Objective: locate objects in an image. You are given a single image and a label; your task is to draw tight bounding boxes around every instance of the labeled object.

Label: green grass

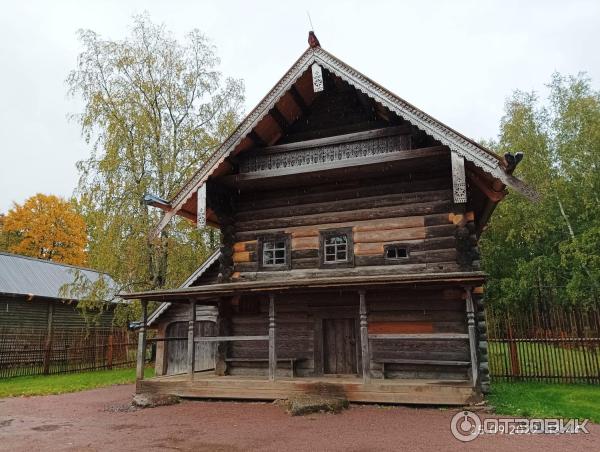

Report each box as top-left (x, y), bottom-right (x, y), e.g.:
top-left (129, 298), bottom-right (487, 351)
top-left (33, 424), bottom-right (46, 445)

top-left (489, 382), bottom-right (600, 423)
top-left (489, 341), bottom-right (600, 379)
top-left (0, 367), bottom-right (154, 398)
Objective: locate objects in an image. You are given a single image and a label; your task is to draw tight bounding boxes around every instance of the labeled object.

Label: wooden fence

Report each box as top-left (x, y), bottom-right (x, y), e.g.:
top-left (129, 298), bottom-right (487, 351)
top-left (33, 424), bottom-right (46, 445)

top-left (0, 326), bottom-right (140, 379)
top-left (487, 304), bottom-right (600, 384)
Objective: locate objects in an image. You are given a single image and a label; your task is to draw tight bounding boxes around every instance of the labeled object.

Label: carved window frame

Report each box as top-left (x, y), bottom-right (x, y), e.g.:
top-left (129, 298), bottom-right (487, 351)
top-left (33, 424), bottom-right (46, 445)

top-left (257, 233), bottom-right (291, 271)
top-left (319, 227), bottom-right (354, 268)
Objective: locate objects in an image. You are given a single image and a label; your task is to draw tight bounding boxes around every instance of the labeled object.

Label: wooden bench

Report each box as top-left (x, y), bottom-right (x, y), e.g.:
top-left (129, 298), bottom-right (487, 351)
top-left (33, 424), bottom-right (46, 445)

top-left (224, 357), bottom-right (302, 378)
top-left (373, 359), bottom-right (470, 379)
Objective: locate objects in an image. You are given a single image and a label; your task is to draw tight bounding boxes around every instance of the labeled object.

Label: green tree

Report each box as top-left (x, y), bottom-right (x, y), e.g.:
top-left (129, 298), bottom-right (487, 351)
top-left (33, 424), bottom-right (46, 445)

top-left (481, 73), bottom-right (600, 309)
top-left (67, 15), bottom-right (244, 324)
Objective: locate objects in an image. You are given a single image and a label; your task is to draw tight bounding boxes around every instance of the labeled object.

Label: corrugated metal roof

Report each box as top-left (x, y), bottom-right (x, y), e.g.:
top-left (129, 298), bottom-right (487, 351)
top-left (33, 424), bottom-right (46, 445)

top-left (0, 252), bottom-right (118, 301)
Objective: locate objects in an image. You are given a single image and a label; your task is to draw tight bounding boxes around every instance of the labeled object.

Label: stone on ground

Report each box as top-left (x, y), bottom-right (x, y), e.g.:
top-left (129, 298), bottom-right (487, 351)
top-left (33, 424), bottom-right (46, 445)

top-left (277, 395), bottom-right (349, 416)
top-left (132, 393), bottom-right (180, 409)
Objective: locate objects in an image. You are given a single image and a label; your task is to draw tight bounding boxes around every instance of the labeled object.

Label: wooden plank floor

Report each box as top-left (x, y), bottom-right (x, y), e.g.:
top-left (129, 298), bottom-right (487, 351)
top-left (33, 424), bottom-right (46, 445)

top-left (137, 373), bottom-right (479, 405)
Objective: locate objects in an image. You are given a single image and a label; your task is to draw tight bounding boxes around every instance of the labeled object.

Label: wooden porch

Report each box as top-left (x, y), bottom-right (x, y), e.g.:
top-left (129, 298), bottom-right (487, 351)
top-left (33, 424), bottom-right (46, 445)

top-left (137, 372), bottom-right (479, 405)
top-left (130, 275), bottom-right (486, 405)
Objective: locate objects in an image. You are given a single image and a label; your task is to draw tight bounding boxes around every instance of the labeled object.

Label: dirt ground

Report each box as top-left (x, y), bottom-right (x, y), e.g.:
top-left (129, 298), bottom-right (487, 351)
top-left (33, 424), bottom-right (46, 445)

top-left (0, 384), bottom-right (598, 452)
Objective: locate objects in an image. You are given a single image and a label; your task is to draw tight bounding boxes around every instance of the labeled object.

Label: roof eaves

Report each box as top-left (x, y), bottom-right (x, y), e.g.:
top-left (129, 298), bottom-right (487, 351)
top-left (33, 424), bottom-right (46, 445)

top-left (150, 47), bottom-right (318, 238)
top-left (146, 249), bottom-right (221, 326)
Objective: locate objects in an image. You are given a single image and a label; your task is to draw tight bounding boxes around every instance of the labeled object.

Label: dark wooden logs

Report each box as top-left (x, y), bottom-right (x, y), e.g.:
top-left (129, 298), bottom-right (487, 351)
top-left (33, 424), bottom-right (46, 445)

top-left (237, 175), bottom-right (450, 212)
top-left (236, 200), bottom-right (452, 232)
top-left (235, 189), bottom-right (452, 223)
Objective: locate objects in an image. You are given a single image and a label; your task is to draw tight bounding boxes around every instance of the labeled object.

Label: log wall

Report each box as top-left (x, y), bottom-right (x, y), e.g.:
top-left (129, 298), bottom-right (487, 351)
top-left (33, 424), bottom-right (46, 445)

top-left (230, 166), bottom-right (474, 279)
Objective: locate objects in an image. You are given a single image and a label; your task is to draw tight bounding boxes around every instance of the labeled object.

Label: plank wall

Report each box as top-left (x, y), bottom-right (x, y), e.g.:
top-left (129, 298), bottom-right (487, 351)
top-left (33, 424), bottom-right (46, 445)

top-left (220, 288), bottom-right (469, 380)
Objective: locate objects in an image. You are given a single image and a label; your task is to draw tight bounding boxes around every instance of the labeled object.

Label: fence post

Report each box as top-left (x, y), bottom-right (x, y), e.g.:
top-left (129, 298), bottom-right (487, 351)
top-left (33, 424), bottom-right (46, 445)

top-left (507, 319), bottom-right (520, 377)
top-left (43, 303), bottom-right (55, 375)
top-left (107, 334), bottom-right (113, 370)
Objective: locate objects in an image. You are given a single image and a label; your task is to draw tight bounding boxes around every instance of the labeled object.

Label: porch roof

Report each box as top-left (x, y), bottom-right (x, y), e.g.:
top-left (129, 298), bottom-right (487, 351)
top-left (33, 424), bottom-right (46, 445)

top-left (121, 271), bottom-right (486, 303)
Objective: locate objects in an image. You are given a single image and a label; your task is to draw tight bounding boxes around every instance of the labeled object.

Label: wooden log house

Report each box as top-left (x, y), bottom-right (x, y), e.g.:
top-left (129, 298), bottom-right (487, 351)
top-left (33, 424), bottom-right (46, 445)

top-left (122, 33), bottom-right (536, 405)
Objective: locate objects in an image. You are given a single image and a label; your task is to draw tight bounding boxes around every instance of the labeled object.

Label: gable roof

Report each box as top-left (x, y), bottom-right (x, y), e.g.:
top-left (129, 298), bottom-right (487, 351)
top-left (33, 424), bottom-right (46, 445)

top-left (147, 249), bottom-right (221, 326)
top-left (0, 252), bottom-right (118, 301)
top-left (152, 44), bottom-right (536, 238)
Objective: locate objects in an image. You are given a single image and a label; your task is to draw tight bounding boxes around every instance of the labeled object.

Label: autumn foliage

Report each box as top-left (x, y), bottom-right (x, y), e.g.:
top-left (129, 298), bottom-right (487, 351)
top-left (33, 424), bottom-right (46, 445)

top-left (3, 194), bottom-right (87, 265)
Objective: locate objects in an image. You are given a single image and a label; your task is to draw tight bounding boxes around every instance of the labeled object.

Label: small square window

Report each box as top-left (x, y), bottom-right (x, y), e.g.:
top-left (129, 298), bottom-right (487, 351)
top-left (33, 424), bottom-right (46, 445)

top-left (259, 235), bottom-right (290, 270)
top-left (385, 245), bottom-right (409, 260)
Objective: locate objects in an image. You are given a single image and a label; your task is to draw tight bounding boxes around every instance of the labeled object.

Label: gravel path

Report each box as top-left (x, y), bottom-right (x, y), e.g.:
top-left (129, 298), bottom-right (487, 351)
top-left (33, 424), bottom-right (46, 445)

top-left (0, 384), bottom-right (598, 451)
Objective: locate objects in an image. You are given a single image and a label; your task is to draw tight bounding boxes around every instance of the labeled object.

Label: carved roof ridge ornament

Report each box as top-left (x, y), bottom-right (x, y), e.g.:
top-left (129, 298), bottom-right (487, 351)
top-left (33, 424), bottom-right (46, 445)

top-left (308, 31), bottom-right (320, 48)
top-left (151, 45), bottom-right (537, 238)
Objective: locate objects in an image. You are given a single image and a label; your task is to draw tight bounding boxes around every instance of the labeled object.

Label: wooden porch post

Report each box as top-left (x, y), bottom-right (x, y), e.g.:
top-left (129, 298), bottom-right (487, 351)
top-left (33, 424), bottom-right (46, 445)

top-left (136, 300), bottom-right (148, 381)
top-left (215, 297), bottom-right (232, 376)
top-left (188, 300), bottom-right (197, 381)
top-left (359, 290), bottom-right (370, 383)
top-left (268, 293), bottom-right (276, 381)
top-left (465, 288), bottom-right (479, 387)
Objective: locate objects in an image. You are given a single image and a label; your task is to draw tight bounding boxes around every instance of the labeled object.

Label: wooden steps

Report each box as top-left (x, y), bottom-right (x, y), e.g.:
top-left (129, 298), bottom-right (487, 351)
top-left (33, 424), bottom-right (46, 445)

top-left (137, 374), bottom-right (478, 405)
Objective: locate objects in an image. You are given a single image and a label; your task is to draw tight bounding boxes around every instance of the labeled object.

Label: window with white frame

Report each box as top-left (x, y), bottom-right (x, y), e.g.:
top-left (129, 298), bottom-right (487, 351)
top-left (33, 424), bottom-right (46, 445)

top-left (262, 239), bottom-right (287, 267)
top-left (324, 234), bottom-right (348, 263)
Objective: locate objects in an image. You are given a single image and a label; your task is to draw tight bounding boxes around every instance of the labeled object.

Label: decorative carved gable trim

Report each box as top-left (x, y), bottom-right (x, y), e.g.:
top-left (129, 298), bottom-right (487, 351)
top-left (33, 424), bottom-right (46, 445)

top-left (152, 47), bottom-right (537, 237)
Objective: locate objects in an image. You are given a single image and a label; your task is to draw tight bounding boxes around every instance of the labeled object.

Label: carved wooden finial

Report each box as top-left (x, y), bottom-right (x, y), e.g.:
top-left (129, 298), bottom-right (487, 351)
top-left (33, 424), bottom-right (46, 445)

top-left (308, 31), bottom-right (320, 48)
top-left (503, 151), bottom-right (524, 174)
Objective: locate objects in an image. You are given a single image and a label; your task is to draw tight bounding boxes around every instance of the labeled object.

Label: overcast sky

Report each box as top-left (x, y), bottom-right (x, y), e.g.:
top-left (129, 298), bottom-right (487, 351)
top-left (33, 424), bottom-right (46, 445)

top-left (0, 0), bottom-right (598, 212)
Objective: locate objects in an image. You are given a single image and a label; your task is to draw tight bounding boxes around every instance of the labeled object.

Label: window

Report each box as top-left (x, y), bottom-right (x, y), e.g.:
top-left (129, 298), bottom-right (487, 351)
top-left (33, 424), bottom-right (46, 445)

top-left (324, 235), bottom-right (348, 263)
top-left (263, 240), bottom-right (286, 266)
top-left (258, 234), bottom-right (290, 270)
top-left (320, 228), bottom-right (354, 268)
top-left (385, 244), bottom-right (410, 260)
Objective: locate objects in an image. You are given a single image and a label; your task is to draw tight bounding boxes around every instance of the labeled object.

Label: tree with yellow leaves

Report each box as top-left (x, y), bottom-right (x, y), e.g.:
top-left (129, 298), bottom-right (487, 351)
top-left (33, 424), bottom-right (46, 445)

top-left (3, 194), bottom-right (87, 265)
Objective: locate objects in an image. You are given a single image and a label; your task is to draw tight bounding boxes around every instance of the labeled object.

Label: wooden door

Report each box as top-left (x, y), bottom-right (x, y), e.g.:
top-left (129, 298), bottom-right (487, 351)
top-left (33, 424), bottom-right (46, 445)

top-left (165, 321), bottom-right (217, 375)
top-left (323, 318), bottom-right (358, 374)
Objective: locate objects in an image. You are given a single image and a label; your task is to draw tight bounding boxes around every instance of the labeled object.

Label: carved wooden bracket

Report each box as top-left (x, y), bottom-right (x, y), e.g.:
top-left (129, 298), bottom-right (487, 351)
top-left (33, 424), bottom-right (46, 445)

top-left (196, 185), bottom-right (206, 229)
top-left (451, 151), bottom-right (467, 204)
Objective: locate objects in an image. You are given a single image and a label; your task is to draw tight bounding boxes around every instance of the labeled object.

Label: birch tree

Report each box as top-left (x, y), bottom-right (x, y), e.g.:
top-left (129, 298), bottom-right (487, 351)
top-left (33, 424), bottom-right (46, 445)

top-left (67, 15), bottom-right (244, 314)
top-left (481, 73), bottom-right (600, 308)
